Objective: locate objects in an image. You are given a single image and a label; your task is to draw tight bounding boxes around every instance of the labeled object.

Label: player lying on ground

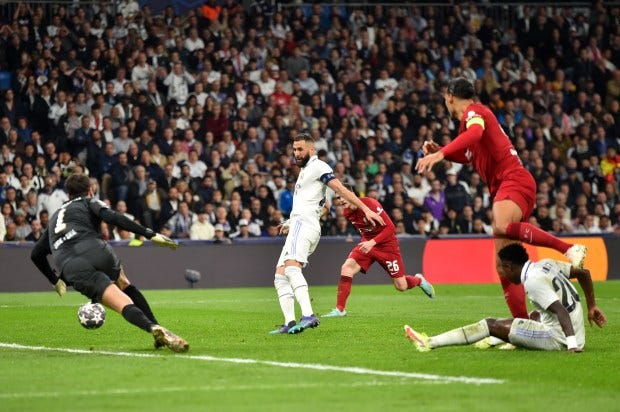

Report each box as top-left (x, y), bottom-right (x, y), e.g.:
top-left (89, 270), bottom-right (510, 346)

top-left (323, 185), bottom-right (434, 318)
top-left (31, 174), bottom-right (189, 353)
top-left (415, 77), bottom-right (587, 319)
top-left (404, 243), bottom-right (606, 352)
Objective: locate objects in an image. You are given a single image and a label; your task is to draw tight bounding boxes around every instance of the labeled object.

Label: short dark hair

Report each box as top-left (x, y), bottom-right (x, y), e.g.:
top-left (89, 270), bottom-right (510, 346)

top-left (293, 131), bottom-right (313, 143)
top-left (447, 78), bottom-right (476, 99)
top-left (65, 174), bottom-right (91, 199)
top-left (498, 243), bottom-right (529, 266)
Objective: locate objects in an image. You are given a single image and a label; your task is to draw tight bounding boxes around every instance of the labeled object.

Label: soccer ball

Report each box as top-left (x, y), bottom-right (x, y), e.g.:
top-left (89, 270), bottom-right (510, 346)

top-left (77, 302), bottom-right (106, 329)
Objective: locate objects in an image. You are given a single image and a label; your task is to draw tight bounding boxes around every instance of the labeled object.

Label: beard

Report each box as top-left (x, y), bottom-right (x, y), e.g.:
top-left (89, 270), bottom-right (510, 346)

top-left (295, 153), bottom-right (311, 167)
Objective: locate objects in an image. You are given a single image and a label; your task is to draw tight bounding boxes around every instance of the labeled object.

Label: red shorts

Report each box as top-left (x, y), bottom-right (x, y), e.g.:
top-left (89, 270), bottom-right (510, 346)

top-left (348, 242), bottom-right (405, 278)
top-left (494, 169), bottom-right (536, 222)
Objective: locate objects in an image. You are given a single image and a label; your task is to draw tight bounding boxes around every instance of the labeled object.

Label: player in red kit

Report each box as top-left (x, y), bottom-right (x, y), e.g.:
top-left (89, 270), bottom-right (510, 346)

top-left (415, 78), bottom-right (587, 319)
top-left (323, 185), bottom-right (435, 318)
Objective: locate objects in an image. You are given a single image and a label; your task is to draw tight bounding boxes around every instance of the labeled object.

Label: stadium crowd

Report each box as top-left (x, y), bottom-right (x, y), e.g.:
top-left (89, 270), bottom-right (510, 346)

top-left (0, 0), bottom-right (619, 243)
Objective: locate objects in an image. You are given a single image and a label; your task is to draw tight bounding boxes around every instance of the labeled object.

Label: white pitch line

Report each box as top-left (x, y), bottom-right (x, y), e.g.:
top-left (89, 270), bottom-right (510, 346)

top-left (0, 342), bottom-right (503, 385)
top-left (0, 380), bottom-right (450, 399)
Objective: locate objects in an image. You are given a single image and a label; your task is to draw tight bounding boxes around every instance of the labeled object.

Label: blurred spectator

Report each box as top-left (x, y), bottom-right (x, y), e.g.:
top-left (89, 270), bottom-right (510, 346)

top-left (36, 174), bottom-right (68, 218)
top-left (190, 211), bottom-right (215, 240)
top-left (25, 219), bottom-right (43, 242)
top-left (166, 200), bottom-right (196, 239)
top-left (0, 2), bottom-right (617, 244)
top-left (423, 179), bottom-right (446, 223)
top-left (14, 209), bottom-right (31, 240)
top-left (213, 223), bottom-right (232, 244)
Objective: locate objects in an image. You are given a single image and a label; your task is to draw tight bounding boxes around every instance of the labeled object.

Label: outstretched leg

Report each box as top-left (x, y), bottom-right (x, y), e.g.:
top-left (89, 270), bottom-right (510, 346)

top-left (495, 200), bottom-right (586, 268)
top-left (100, 282), bottom-right (188, 353)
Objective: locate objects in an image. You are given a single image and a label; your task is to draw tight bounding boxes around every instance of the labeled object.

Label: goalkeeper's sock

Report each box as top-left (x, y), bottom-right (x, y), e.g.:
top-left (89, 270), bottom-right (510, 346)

top-left (274, 274), bottom-right (296, 325)
top-left (286, 266), bottom-right (314, 317)
top-left (405, 275), bottom-right (421, 289)
top-left (123, 285), bottom-right (159, 324)
top-left (121, 304), bottom-right (155, 332)
top-left (429, 320), bottom-right (490, 349)
top-left (336, 275), bottom-right (352, 312)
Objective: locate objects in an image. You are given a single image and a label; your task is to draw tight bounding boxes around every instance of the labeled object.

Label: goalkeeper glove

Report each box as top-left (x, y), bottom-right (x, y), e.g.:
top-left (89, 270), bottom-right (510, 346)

top-left (54, 279), bottom-right (67, 297)
top-left (151, 233), bottom-right (178, 250)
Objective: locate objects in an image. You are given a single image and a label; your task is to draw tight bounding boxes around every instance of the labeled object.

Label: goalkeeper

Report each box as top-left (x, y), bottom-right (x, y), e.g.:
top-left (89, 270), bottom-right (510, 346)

top-left (30, 174), bottom-right (188, 353)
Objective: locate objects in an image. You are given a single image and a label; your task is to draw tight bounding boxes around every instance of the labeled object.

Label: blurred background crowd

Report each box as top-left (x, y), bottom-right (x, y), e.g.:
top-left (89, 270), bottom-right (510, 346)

top-left (0, 0), bottom-right (619, 243)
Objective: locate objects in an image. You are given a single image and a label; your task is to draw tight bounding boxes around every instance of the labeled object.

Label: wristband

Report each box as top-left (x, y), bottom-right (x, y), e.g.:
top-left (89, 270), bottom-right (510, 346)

top-left (566, 335), bottom-right (577, 350)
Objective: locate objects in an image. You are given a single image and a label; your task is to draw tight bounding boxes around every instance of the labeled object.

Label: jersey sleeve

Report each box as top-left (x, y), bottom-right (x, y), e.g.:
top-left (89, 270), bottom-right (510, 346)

top-left (440, 109), bottom-right (485, 159)
top-left (89, 198), bottom-right (155, 239)
top-left (87, 198), bottom-right (110, 215)
top-left (316, 160), bottom-right (335, 185)
top-left (30, 229), bottom-right (59, 285)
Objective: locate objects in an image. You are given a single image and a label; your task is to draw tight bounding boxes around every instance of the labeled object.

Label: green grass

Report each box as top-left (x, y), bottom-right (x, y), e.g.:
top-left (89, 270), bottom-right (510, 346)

top-left (1, 282), bottom-right (619, 412)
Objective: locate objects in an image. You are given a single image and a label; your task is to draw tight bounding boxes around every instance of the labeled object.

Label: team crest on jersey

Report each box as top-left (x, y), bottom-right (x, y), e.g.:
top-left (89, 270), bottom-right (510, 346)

top-left (465, 149), bottom-right (473, 161)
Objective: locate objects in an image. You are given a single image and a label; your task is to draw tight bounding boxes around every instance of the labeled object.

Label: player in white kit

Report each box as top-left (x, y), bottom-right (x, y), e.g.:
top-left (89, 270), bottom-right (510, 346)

top-left (404, 243), bottom-right (606, 352)
top-left (270, 132), bottom-right (385, 334)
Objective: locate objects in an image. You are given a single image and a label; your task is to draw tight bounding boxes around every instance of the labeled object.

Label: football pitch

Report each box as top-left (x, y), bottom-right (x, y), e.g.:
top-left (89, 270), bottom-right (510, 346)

top-left (1, 282), bottom-right (618, 412)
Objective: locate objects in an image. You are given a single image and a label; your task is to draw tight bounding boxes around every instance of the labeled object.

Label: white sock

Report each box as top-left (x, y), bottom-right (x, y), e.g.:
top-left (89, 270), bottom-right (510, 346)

top-left (285, 266), bottom-right (314, 317)
top-left (274, 274), bottom-right (295, 325)
top-left (429, 320), bottom-right (490, 348)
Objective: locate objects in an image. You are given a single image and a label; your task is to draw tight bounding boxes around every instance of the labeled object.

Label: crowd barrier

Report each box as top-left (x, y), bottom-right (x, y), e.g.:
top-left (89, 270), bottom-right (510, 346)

top-left (1, 235), bottom-right (618, 293)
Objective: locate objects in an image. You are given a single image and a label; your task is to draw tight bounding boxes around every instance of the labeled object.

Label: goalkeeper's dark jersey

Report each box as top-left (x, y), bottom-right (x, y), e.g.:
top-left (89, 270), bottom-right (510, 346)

top-left (47, 197), bottom-right (108, 268)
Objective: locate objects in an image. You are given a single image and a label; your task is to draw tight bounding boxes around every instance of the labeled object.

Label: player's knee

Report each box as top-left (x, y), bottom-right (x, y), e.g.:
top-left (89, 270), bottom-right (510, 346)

top-left (493, 223), bottom-right (508, 236)
top-left (394, 282), bottom-right (408, 292)
top-left (392, 277), bottom-right (408, 291)
top-left (340, 264), bottom-right (354, 277)
top-left (484, 318), bottom-right (496, 329)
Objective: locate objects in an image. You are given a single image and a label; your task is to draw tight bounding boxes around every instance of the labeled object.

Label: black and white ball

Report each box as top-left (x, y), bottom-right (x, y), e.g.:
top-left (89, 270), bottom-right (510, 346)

top-left (77, 302), bottom-right (106, 329)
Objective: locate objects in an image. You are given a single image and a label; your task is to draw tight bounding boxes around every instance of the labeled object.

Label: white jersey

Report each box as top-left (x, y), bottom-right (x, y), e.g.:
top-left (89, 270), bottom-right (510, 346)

top-left (290, 155), bottom-right (334, 230)
top-left (521, 259), bottom-right (585, 349)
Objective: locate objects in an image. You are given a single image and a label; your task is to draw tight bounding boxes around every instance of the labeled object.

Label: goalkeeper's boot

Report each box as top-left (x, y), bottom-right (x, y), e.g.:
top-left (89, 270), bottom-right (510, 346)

top-left (404, 325), bottom-right (431, 352)
top-left (322, 308), bottom-right (347, 318)
top-left (269, 320), bottom-right (296, 335)
top-left (288, 315), bottom-right (320, 334)
top-left (415, 273), bottom-right (435, 298)
top-left (565, 244), bottom-right (587, 269)
top-left (151, 325), bottom-right (189, 353)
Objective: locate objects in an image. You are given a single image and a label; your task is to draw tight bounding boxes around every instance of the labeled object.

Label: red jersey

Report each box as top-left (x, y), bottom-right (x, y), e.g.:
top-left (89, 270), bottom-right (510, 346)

top-left (440, 103), bottom-right (523, 196)
top-left (343, 197), bottom-right (396, 244)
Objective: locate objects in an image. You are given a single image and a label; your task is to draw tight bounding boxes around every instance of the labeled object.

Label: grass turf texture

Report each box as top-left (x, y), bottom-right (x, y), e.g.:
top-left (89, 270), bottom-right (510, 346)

top-left (1, 282), bottom-right (619, 412)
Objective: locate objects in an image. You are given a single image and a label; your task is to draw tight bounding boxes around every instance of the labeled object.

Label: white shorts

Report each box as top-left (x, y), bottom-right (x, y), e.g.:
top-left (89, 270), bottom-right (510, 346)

top-left (508, 318), bottom-right (565, 351)
top-left (276, 218), bottom-right (320, 268)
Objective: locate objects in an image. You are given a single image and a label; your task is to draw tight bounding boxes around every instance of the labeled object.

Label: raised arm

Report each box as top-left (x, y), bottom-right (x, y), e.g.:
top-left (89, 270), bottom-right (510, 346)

top-left (88, 199), bottom-right (177, 249)
top-left (327, 179), bottom-right (385, 227)
top-left (415, 125), bottom-right (483, 174)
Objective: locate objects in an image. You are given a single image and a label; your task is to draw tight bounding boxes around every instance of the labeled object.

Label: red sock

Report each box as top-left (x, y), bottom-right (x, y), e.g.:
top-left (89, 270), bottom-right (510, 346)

top-left (405, 275), bottom-right (421, 289)
top-left (336, 276), bottom-right (353, 311)
top-left (500, 276), bottom-right (528, 318)
top-left (505, 222), bottom-right (571, 253)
